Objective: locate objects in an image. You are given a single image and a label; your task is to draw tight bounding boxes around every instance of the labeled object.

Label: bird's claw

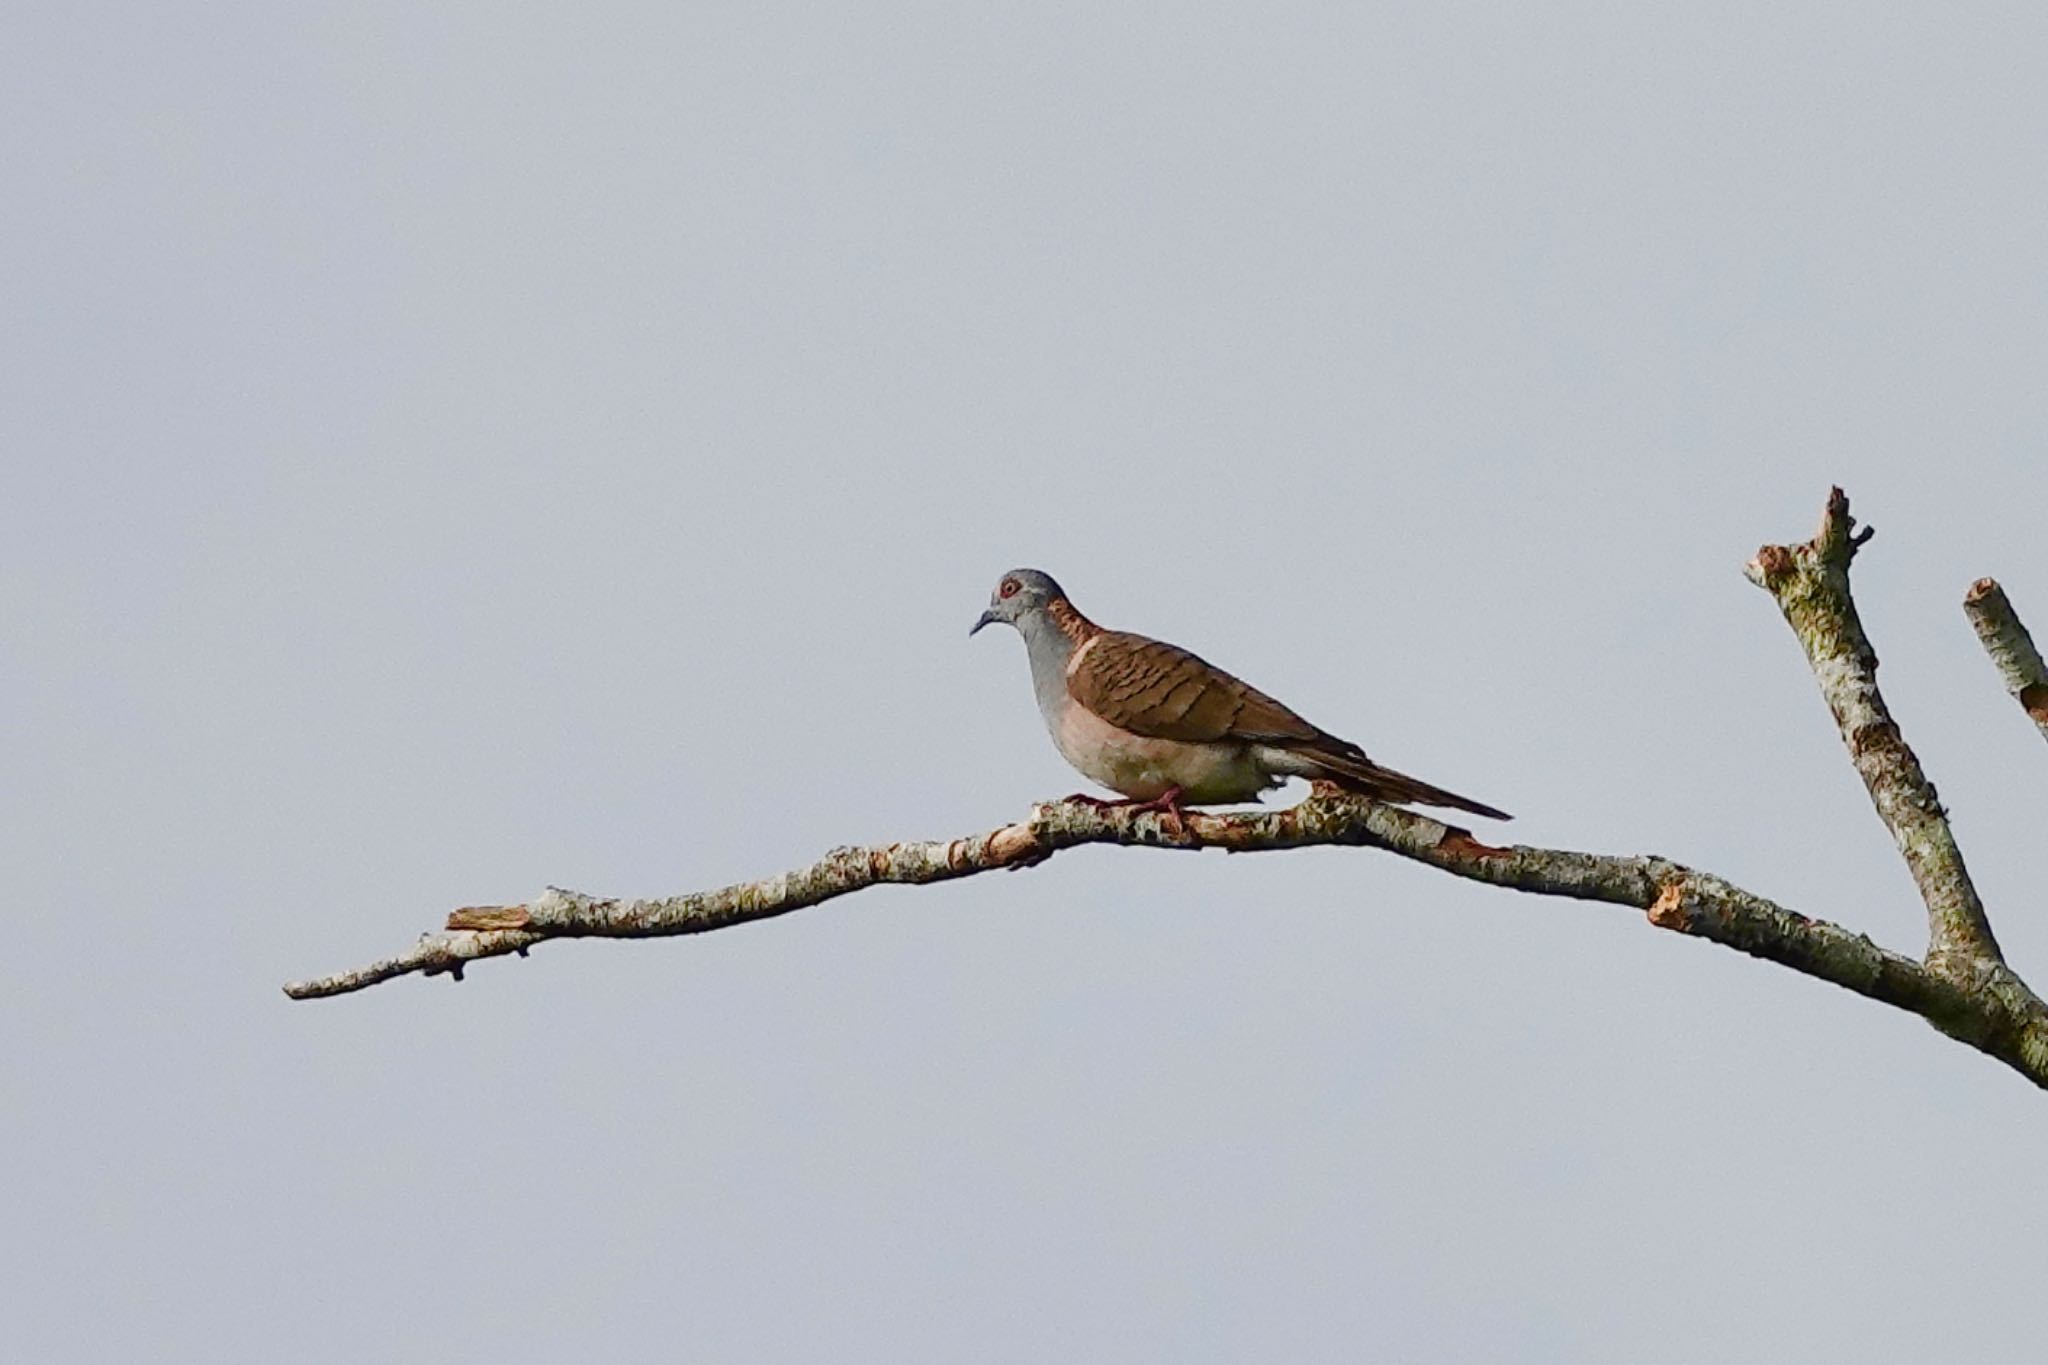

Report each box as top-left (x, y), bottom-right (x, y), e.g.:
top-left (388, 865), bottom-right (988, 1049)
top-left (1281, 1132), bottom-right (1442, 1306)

top-left (1061, 790), bottom-right (1191, 840)
top-left (1127, 787), bottom-right (1190, 840)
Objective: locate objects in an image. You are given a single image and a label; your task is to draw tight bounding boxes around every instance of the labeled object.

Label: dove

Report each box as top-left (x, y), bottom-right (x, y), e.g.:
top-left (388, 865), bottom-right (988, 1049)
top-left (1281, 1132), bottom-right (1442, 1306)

top-left (971, 569), bottom-right (1508, 828)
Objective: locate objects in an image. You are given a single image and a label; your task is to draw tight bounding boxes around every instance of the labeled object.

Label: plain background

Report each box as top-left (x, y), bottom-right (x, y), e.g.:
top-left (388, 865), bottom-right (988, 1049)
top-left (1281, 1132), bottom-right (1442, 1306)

top-left (7, 4), bottom-right (2047, 1360)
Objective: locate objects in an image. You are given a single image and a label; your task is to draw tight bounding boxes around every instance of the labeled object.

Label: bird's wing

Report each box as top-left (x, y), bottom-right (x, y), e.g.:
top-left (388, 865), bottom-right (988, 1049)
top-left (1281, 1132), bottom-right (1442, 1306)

top-left (1066, 631), bottom-right (1323, 743)
top-left (1068, 630), bottom-right (1513, 820)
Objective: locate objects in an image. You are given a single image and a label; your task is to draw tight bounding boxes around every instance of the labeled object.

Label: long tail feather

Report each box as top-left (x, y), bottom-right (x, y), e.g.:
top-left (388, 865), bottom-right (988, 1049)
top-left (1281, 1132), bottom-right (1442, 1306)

top-left (1293, 744), bottom-right (1511, 821)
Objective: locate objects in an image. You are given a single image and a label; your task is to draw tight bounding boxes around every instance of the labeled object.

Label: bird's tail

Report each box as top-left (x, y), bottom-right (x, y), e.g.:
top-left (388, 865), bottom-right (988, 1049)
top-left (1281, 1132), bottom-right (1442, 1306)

top-left (1292, 743), bottom-right (1511, 821)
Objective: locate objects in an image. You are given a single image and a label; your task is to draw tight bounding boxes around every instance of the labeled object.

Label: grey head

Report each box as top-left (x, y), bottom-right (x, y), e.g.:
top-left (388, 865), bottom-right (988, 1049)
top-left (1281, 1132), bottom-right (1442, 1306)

top-left (970, 568), bottom-right (1081, 727)
top-left (969, 568), bottom-right (1069, 636)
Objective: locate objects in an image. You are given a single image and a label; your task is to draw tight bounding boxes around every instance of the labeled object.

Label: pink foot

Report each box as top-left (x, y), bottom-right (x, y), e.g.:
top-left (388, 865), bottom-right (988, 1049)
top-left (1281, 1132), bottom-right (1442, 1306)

top-left (1062, 789), bottom-right (1191, 838)
top-left (1121, 787), bottom-right (1189, 838)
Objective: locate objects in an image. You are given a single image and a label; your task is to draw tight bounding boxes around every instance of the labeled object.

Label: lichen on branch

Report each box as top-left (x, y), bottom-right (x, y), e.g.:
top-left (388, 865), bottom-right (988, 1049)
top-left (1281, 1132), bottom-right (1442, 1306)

top-left (1965, 577), bottom-right (2048, 746)
top-left (1744, 488), bottom-right (2001, 971)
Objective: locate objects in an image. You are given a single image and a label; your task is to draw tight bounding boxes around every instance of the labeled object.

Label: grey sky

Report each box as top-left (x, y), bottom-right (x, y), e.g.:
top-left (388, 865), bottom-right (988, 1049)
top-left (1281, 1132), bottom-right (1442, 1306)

top-left (7, 3), bottom-right (2047, 1360)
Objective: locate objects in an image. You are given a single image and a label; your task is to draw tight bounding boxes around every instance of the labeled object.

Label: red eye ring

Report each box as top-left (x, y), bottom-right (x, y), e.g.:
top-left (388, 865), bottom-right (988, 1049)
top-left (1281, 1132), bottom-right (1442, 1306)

top-left (999, 579), bottom-right (1019, 598)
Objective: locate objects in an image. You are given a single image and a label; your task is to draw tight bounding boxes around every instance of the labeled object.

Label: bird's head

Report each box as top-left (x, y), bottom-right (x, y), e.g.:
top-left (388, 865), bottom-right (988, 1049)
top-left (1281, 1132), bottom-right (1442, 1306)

top-left (970, 568), bottom-right (1067, 636)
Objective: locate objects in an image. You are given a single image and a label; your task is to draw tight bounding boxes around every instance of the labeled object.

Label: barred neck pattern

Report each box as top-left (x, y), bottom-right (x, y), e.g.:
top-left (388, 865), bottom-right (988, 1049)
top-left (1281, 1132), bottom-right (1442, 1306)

top-left (1045, 597), bottom-right (1103, 645)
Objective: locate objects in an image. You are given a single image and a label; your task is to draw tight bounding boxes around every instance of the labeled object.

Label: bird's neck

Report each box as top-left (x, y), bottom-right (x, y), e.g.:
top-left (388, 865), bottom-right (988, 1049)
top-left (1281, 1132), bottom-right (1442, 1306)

top-left (1044, 597), bottom-right (1101, 645)
top-left (1019, 599), bottom-right (1101, 723)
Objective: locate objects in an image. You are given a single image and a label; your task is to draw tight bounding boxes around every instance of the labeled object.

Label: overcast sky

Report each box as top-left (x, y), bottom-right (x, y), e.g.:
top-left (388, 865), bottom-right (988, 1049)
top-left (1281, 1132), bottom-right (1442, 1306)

top-left (8, 4), bottom-right (2048, 1361)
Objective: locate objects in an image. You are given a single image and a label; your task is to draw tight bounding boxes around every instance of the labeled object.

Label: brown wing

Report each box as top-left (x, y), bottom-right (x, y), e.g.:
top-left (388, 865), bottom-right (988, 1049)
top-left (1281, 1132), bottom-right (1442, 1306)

top-left (1067, 631), bottom-right (1323, 743)
top-left (1070, 630), bottom-right (1514, 820)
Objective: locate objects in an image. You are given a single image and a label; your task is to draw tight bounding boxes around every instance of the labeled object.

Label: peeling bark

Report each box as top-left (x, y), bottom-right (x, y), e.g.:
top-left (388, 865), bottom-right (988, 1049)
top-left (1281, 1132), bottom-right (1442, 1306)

top-left (283, 490), bottom-right (2048, 1093)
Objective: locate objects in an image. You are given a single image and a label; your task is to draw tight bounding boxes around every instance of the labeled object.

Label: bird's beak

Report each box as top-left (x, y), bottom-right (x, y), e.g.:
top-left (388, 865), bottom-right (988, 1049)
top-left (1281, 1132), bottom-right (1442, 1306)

top-left (969, 609), bottom-right (998, 637)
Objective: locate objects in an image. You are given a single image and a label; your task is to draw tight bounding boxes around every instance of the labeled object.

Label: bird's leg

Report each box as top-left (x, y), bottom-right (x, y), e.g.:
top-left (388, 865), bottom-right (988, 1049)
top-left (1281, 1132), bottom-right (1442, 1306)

top-left (1124, 786), bottom-right (1189, 839)
top-left (1060, 790), bottom-right (1189, 839)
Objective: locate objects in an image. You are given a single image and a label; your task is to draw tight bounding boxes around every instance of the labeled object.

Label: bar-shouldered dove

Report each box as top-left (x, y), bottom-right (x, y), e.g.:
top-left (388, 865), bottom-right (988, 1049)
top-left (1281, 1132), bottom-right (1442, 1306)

top-left (971, 568), bottom-right (1509, 827)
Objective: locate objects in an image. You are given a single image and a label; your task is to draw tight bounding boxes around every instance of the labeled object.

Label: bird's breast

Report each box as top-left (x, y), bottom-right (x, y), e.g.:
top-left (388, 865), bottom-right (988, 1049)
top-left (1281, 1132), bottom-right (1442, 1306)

top-left (1049, 701), bottom-right (1278, 804)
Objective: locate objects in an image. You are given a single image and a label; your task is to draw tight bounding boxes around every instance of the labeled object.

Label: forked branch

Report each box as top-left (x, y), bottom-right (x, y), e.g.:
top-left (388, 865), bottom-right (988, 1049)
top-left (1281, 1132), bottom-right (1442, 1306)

top-left (283, 491), bottom-right (2048, 1090)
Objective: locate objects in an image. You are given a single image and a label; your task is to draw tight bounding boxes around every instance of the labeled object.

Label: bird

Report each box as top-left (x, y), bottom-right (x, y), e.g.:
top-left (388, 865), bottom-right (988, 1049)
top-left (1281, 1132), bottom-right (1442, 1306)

top-left (970, 568), bottom-right (1509, 830)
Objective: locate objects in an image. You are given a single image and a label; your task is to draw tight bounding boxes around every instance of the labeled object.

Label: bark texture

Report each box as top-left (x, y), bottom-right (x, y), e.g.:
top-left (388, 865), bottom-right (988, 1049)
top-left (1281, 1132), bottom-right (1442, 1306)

top-left (1743, 488), bottom-right (2000, 969)
top-left (1965, 577), bottom-right (2048, 746)
top-left (283, 490), bottom-right (2048, 1091)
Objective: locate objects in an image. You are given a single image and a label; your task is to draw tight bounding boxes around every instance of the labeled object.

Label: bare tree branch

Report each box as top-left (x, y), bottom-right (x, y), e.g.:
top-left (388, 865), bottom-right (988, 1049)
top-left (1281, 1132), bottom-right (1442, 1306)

top-left (283, 488), bottom-right (2048, 1091)
top-left (1965, 577), bottom-right (2048, 747)
top-left (1744, 487), bottom-right (2002, 971)
top-left (282, 788), bottom-right (2048, 1085)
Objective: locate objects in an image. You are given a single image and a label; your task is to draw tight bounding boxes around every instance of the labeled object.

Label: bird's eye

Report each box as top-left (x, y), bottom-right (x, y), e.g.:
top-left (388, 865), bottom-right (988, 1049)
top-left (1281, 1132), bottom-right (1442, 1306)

top-left (999, 579), bottom-right (1020, 598)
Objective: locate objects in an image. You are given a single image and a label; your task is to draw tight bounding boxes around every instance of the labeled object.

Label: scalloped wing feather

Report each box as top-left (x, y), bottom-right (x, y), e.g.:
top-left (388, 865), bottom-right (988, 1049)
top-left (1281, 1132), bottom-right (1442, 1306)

top-left (1067, 632), bottom-right (1323, 744)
